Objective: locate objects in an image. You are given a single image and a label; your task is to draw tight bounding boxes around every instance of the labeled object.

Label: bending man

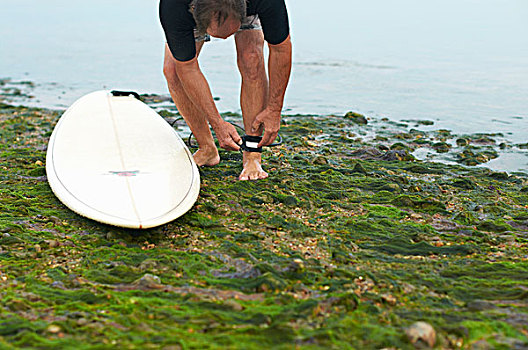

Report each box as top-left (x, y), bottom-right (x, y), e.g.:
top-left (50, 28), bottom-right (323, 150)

top-left (160, 0), bottom-right (292, 180)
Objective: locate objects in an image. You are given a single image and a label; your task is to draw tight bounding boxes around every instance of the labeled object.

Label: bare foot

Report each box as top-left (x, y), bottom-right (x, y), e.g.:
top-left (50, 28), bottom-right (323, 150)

top-left (239, 152), bottom-right (268, 181)
top-left (193, 146), bottom-right (220, 167)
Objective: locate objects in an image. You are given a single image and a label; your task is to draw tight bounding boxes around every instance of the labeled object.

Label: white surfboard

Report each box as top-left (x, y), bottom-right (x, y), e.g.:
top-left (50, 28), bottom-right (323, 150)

top-left (46, 90), bottom-right (200, 229)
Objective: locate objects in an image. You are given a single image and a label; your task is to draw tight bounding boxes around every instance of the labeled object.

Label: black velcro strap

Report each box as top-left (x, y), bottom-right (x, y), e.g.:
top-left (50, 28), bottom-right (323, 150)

top-left (240, 135), bottom-right (263, 152)
top-left (110, 90), bottom-right (140, 100)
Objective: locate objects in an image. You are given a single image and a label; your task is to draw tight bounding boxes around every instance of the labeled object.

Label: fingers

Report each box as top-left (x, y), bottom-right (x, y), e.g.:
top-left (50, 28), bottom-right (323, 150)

top-left (220, 137), bottom-right (240, 151)
top-left (223, 133), bottom-right (241, 151)
top-left (259, 130), bottom-right (278, 147)
top-left (251, 118), bottom-right (263, 134)
top-left (217, 122), bottom-right (241, 151)
top-left (231, 129), bottom-right (242, 145)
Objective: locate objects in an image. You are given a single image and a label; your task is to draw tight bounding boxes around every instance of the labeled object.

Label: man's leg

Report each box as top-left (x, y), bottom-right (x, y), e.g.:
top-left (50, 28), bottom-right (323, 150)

top-left (235, 29), bottom-right (269, 180)
top-left (163, 43), bottom-right (220, 166)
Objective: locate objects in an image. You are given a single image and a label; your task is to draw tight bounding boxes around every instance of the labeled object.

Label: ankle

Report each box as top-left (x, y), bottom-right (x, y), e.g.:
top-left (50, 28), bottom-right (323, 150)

top-left (243, 151), bottom-right (262, 165)
top-left (199, 143), bottom-right (218, 153)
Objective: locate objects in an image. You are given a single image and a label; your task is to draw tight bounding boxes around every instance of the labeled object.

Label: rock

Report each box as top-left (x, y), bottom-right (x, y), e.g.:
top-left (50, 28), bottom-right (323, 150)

top-left (139, 259), bottom-right (158, 271)
top-left (51, 281), bottom-right (66, 289)
top-left (351, 147), bottom-right (383, 159)
top-left (351, 162), bottom-right (367, 174)
top-left (432, 142), bottom-right (451, 153)
top-left (162, 346), bottom-right (183, 350)
top-left (467, 300), bottom-right (496, 311)
top-left (224, 300), bottom-right (244, 311)
top-left (456, 138), bottom-right (469, 147)
top-left (381, 150), bottom-right (415, 162)
top-left (344, 111), bottom-right (368, 125)
top-left (381, 183), bottom-right (400, 192)
top-left (381, 293), bottom-right (397, 306)
top-left (477, 221), bottom-right (511, 232)
top-left (285, 258), bottom-right (305, 273)
top-left (133, 274), bottom-right (162, 289)
top-left (49, 240), bottom-right (61, 248)
top-left (77, 318), bottom-right (90, 326)
top-left (47, 324), bottom-right (61, 333)
top-left (281, 195), bottom-right (298, 207)
top-left (452, 177), bottom-right (476, 190)
top-left (8, 299), bottom-right (30, 312)
top-left (473, 136), bottom-right (496, 145)
top-left (106, 231), bottom-right (119, 240)
top-left (489, 172), bottom-right (509, 180)
top-left (401, 283), bottom-right (416, 294)
top-left (312, 155), bottom-right (328, 165)
top-left (390, 142), bottom-right (409, 151)
top-left (470, 340), bottom-right (491, 350)
top-left (405, 321), bottom-right (436, 348)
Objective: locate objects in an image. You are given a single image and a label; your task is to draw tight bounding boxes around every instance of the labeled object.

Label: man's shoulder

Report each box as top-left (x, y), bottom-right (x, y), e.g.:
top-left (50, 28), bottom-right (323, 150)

top-left (160, 0), bottom-right (194, 30)
top-left (160, 0), bottom-right (192, 12)
top-left (247, 0), bottom-right (286, 13)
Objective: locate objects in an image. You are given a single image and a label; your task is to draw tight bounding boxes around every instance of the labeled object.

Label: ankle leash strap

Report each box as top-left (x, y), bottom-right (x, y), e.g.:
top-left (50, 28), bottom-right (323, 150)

top-left (240, 135), bottom-right (263, 153)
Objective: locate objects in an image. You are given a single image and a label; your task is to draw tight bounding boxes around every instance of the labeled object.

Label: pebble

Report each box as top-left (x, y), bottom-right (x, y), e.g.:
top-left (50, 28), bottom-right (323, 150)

top-left (47, 324), bottom-right (61, 333)
top-left (49, 240), bottom-right (61, 248)
top-left (405, 321), bottom-right (436, 347)
top-left (77, 318), bottom-right (89, 326)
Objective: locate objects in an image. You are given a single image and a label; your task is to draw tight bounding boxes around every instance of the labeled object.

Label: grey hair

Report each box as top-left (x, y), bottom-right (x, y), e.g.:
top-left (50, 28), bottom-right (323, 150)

top-left (190, 0), bottom-right (246, 34)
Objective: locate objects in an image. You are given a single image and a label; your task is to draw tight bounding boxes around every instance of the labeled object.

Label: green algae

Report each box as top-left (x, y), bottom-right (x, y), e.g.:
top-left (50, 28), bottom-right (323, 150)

top-left (0, 101), bottom-right (528, 349)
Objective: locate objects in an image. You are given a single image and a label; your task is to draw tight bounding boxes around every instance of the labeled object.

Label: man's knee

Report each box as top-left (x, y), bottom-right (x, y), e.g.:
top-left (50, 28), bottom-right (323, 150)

top-left (163, 59), bottom-right (177, 81)
top-left (163, 60), bottom-right (183, 90)
top-left (237, 49), bottom-right (265, 81)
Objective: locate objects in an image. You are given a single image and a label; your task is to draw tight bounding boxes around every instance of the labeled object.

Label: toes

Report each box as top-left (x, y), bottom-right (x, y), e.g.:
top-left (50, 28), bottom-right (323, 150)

top-left (238, 167), bottom-right (268, 181)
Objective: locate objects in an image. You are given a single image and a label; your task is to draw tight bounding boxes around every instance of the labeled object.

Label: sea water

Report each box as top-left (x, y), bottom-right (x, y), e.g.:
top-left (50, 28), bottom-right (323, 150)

top-left (1, 0), bottom-right (527, 171)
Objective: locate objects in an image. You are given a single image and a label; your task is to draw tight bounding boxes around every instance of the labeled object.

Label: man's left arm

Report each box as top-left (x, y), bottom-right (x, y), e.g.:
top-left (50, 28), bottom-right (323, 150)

top-left (251, 35), bottom-right (292, 146)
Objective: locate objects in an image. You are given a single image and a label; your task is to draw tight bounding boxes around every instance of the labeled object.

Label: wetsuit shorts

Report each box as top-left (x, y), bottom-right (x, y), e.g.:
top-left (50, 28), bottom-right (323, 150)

top-left (159, 0), bottom-right (289, 62)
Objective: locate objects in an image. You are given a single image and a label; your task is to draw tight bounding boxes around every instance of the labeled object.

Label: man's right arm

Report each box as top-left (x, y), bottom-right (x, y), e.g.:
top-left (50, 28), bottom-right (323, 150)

top-left (174, 57), bottom-right (241, 151)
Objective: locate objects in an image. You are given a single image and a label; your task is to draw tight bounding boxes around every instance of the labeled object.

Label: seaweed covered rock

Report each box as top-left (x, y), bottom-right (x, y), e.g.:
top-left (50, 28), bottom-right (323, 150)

top-left (344, 111), bottom-right (368, 125)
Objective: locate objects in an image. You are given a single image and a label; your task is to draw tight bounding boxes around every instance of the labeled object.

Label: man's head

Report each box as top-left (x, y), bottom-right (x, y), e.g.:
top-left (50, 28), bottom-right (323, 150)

top-left (191, 0), bottom-right (246, 39)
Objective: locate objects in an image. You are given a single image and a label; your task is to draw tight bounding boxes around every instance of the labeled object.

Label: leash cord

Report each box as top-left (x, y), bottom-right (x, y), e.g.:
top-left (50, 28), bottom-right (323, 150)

top-left (169, 117), bottom-right (283, 150)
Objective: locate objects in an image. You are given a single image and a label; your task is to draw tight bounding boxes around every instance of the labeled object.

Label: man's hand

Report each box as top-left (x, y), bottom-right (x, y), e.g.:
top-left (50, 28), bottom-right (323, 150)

top-left (251, 108), bottom-right (281, 147)
top-left (212, 120), bottom-right (242, 151)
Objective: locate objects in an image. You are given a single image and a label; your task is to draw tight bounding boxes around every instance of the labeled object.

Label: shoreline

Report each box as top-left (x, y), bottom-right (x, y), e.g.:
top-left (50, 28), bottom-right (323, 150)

top-left (2, 78), bottom-right (527, 175)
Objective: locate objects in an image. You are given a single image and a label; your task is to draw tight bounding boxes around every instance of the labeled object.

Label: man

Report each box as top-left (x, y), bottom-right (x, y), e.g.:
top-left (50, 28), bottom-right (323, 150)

top-left (160, 0), bottom-right (292, 180)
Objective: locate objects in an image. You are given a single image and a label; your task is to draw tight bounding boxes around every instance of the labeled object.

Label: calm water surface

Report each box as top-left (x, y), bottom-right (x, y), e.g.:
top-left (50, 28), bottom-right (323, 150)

top-left (1, 0), bottom-right (527, 171)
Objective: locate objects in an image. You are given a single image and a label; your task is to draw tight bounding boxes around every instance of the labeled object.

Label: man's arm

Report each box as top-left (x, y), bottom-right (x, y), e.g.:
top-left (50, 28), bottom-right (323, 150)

top-left (175, 57), bottom-right (241, 151)
top-left (251, 35), bottom-right (292, 146)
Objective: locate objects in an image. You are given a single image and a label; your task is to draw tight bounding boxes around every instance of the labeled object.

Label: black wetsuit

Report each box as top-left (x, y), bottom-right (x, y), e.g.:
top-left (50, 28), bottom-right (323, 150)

top-left (159, 0), bottom-right (290, 62)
